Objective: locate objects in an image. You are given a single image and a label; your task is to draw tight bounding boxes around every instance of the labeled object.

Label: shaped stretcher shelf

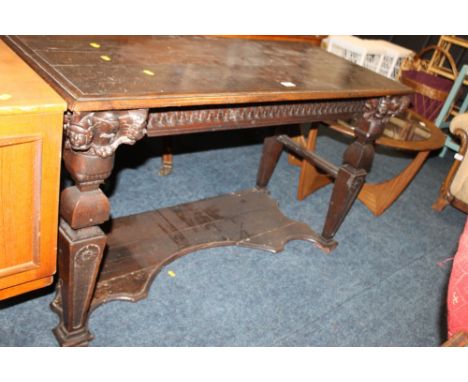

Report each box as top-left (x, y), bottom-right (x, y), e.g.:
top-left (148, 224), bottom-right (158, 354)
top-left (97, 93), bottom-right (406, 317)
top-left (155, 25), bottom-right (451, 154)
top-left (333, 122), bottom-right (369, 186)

top-left (86, 188), bottom-right (325, 311)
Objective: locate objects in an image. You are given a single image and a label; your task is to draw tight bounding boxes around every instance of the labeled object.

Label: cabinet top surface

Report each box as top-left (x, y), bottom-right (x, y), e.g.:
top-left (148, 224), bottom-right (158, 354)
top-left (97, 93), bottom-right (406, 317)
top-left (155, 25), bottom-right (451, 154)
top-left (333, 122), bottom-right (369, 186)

top-left (0, 40), bottom-right (66, 115)
top-left (4, 36), bottom-right (410, 112)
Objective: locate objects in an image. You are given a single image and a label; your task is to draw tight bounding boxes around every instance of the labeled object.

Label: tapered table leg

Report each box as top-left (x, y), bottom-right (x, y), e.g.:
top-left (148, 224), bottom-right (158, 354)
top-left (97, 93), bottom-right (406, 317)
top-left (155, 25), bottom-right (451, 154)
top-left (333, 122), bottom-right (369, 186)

top-left (52, 220), bottom-right (107, 346)
top-left (256, 132), bottom-right (284, 189)
top-left (51, 110), bottom-right (148, 346)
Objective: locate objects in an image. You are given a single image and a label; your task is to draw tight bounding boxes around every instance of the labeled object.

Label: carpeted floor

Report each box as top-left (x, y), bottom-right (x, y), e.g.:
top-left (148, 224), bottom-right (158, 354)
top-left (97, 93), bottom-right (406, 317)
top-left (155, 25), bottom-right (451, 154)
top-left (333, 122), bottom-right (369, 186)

top-left (0, 126), bottom-right (465, 346)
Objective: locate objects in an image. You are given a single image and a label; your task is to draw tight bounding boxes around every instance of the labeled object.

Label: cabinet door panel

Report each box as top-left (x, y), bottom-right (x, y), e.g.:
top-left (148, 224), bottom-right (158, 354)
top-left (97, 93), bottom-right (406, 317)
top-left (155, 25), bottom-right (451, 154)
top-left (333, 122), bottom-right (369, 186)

top-left (0, 135), bottom-right (41, 278)
top-left (0, 112), bottom-right (63, 298)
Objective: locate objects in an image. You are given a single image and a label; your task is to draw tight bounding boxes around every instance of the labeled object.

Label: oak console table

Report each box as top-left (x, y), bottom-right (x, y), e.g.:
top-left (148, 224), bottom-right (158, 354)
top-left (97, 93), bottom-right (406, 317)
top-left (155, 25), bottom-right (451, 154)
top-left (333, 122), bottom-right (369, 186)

top-left (4, 36), bottom-right (410, 346)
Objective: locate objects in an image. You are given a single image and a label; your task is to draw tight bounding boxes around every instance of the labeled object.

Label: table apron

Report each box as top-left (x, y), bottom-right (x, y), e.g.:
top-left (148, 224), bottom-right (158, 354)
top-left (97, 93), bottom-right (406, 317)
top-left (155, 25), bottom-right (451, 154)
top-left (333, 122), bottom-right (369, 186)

top-left (146, 99), bottom-right (367, 137)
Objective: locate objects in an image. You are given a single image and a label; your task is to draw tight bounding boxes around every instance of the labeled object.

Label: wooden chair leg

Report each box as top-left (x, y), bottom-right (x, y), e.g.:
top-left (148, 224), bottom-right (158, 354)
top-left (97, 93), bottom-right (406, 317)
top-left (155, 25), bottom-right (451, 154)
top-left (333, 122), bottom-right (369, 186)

top-left (442, 331), bottom-right (468, 347)
top-left (256, 131), bottom-right (284, 189)
top-left (432, 196), bottom-right (450, 212)
top-left (433, 142), bottom-right (465, 212)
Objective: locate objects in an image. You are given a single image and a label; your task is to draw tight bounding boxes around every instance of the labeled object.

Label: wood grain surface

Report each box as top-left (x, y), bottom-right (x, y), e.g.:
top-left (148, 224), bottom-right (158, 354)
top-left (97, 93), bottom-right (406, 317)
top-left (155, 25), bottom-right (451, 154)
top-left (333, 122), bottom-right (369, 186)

top-left (90, 188), bottom-right (323, 310)
top-left (3, 36), bottom-right (410, 111)
top-left (0, 40), bottom-right (65, 115)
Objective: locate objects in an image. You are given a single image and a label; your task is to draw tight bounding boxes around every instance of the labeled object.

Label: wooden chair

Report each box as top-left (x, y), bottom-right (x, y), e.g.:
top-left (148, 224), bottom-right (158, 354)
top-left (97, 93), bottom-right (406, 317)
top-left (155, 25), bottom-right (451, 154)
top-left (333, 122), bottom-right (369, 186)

top-left (433, 113), bottom-right (468, 213)
top-left (437, 64), bottom-right (468, 157)
top-left (427, 36), bottom-right (468, 85)
top-left (413, 36), bottom-right (468, 157)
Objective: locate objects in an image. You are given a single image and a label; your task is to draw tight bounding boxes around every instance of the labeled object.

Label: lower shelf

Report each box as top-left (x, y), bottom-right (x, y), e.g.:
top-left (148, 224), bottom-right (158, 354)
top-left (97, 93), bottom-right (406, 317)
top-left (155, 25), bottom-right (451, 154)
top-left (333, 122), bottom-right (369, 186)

top-left (90, 188), bottom-right (326, 310)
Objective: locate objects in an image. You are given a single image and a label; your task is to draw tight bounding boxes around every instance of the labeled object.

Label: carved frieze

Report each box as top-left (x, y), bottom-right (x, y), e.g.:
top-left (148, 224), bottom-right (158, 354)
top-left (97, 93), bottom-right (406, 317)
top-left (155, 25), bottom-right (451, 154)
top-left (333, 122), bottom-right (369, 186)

top-left (147, 100), bottom-right (368, 136)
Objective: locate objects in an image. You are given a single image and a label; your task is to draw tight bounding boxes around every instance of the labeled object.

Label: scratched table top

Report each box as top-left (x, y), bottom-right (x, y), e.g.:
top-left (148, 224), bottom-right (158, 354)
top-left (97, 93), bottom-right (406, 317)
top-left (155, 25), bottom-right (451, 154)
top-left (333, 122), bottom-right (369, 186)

top-left (3, 36), bottom-right (410, 111)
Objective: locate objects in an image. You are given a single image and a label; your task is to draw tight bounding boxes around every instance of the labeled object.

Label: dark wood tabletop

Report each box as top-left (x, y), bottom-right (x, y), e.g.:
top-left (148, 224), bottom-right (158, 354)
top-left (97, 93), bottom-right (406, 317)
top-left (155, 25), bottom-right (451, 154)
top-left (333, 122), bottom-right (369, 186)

top-left (3, 36), bottom-right (410, 111)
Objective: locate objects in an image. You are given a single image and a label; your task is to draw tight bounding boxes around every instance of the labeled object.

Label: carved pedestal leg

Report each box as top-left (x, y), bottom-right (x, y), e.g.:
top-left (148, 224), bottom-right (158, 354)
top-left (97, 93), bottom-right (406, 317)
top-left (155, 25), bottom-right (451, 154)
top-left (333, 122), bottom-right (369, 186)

top-left (51, 110), bottom-right (148, 346)
top-left (320, 96), bottom-right (409, 246)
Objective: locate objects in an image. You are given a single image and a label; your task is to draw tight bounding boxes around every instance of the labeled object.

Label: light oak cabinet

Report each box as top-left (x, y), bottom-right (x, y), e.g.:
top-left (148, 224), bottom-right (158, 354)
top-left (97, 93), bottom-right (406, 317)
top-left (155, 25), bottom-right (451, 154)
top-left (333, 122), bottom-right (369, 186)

top-left (0, 40), bottom-right (66, 299)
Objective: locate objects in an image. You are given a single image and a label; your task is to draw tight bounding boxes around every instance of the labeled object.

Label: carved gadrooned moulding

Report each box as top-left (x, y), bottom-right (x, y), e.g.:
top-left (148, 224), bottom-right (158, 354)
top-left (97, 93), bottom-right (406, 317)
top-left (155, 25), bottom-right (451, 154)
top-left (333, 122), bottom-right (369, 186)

top-left (64, 109), bottom-right (149, 158)
top-left (147, 99), bottom-right (369, 136)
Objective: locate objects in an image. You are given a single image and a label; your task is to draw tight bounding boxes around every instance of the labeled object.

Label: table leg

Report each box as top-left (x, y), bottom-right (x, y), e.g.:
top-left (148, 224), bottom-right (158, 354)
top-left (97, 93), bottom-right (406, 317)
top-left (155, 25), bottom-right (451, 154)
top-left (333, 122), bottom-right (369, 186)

top-left (321, 96), bottom-right (409, 244)
top-left (52, 218), bottom-right (107, 346)
top-left (256, 131), bottom-right (284, 189)
top-left (51, 110), bottom-right (147, 346)
top-left (159, 136), bottom-right (173, 176)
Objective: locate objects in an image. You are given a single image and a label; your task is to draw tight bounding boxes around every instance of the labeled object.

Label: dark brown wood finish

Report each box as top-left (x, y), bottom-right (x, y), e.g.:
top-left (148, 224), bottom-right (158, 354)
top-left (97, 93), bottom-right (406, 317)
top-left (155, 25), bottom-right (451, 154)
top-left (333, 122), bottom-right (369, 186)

top-left (321, 96), bottom-right (409, 240)
top-left (83, 189), bottom-right (322, 310)
top-left (4, 36), bottom-right (411, 346)
top-left (146, 99), bottom-right (368, 136)
top-left (297, 110), bottom-right (446, 216)
top-left (3, 36), bottom-right (408, 111)
top-left (51, 109), bottom-right (147, 346)
top-left (277, 135), bottom-right (339, 178)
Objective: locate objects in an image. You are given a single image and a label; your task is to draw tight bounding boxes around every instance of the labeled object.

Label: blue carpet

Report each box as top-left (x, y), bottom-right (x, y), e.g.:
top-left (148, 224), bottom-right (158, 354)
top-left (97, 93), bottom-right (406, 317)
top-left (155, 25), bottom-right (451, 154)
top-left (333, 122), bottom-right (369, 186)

top-left (0, 126), bottom-right (464, 346)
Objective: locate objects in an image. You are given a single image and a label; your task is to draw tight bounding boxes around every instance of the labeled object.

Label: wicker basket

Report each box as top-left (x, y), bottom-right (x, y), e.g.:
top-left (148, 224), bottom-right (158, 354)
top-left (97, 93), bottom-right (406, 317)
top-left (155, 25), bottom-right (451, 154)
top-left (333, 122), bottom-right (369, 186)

top-left (398, 45), bottom-right (458, 121)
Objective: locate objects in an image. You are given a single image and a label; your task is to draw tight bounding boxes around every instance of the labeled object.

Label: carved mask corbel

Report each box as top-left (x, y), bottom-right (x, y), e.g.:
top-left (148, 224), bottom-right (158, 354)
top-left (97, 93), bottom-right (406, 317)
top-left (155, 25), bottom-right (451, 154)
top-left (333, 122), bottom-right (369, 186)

top-left (356, 95), bottom-right (410, 141)
top-left (64, 109), bottom-right (149, 158)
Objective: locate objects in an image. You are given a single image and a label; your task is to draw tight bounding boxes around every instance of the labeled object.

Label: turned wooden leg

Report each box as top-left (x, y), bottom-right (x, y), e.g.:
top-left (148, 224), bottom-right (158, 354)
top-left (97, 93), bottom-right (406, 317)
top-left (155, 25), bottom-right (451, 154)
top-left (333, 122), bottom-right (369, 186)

top-left (432, 170), bottom-right (455, 212)
top-left (159, 136), bottom-right (173, 176)
top-left (432, 196), bottom-right (450, 212)
top-left (51, 110), bottom-right (148, 346)
top-left (432, 133), bottom-right (467, 212)
top-left (320, 96), bottom-right (409, 245)
top-left (256, 132), bottom-right (284, 189)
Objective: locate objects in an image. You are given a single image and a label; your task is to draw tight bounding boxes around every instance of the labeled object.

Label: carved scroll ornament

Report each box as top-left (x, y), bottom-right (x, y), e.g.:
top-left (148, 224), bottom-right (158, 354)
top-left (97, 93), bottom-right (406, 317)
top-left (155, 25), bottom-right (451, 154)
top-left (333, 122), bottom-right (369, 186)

top-left (64, 109), bottom-right (148, 158)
